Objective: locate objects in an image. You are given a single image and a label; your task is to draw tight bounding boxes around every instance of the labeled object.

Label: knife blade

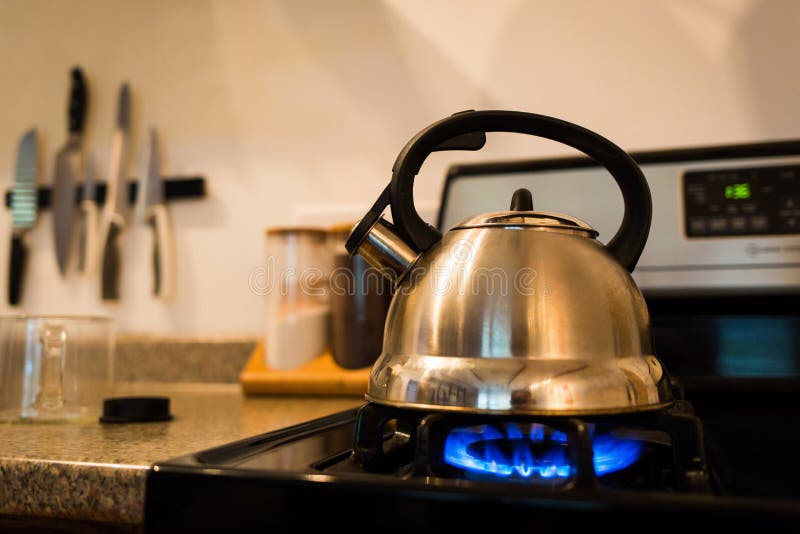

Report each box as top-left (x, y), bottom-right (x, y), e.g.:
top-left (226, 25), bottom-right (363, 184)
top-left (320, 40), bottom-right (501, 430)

top-left (8, 129), bottom-right (38, 305)
top-left (141, 128), bottom-right (175, 300)
top-left (77, 154), bottom-right (99, 274)
top-left (100, 83), bottom-right (131, 301)
top-left (52, 67), bottom-right (88, 277)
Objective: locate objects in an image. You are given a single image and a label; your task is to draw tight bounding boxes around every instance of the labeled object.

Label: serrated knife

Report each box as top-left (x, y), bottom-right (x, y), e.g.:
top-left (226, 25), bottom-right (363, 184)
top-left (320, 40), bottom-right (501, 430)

top-left (8, 129), bottom-right (38, 306)
top-left (77, 154), bottom-right (99, 275)
top-left (99, 83), bottom-right (131, 301)
top-left (141, 128), bottom-right (176, 300)
top-left (52, 67), bottom-right (88, 276)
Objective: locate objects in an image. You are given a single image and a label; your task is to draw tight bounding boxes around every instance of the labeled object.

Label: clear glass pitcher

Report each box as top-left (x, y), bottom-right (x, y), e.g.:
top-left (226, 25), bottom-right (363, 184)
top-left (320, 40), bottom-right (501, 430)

top-left (0, 315), bottom-right (114, 422)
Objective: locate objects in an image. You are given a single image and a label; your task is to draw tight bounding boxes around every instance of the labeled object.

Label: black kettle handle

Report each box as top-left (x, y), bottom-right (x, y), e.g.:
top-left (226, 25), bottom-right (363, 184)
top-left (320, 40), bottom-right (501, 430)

top-left (388, 110), bottom-right (652, 272)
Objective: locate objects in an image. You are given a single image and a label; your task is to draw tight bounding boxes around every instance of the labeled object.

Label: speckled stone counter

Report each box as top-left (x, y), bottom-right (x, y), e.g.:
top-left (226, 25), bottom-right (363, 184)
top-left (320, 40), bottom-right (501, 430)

top-left (0, 382), bottom-right (362, 528)
top-left (114, 335), bottom-right (259, 383)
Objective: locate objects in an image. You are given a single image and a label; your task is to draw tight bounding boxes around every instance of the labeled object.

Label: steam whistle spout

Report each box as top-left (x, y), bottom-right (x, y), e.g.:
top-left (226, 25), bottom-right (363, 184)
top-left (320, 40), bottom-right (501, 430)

top-left (349, 217), bottom-right (419, 285)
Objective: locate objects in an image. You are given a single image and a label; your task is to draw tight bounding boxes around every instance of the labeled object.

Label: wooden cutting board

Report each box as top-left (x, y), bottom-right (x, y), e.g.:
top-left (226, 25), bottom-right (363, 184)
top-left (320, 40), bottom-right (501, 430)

top-left (240, 342), bottom-right (371, 396)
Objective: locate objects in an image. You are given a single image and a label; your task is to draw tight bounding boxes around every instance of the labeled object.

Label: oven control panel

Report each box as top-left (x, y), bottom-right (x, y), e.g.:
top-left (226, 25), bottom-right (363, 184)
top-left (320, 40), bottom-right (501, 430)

top-left (683, 164), bottom-right (800, 237)
top-left (440, 143), bottom-right (800, 294)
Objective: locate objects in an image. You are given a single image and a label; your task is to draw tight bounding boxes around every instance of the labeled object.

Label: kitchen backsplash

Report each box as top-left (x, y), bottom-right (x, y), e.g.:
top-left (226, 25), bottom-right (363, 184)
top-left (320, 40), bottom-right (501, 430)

top-left (1, 0), bottom-right (797, 333)
top-left (114, 334), bottom-right (258, 383)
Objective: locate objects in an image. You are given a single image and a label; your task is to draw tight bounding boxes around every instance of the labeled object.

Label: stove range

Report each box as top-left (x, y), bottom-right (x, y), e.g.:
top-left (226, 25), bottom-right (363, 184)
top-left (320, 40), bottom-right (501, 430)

top-left (145, 296), bottom-right (800, 532)
top-left (147, 142), bottom-right (800, 531)
top-left (145, 403), bottom-right (799, 530)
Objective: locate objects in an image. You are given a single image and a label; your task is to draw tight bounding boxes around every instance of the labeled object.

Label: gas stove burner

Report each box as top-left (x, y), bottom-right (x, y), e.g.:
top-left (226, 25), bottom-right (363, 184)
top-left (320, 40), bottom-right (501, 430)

top-left (352, 400), bottom-right (710, 494)
top-left (443, 422), bottom-right (643, 480)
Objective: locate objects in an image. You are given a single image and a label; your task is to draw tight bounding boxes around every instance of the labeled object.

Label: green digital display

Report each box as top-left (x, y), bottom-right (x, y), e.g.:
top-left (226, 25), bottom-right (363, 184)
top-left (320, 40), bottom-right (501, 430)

top-left (725, 183), bottom-right (751, 200)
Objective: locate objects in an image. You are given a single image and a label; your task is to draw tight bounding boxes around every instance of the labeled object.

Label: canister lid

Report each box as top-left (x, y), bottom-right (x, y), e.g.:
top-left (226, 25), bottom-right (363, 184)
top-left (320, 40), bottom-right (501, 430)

top-left (264, 227), bottom-right (328, 238)
top-left (99, 396), bottom-right (173, 423)
top-left (329, 222), bottom-right (358, 235)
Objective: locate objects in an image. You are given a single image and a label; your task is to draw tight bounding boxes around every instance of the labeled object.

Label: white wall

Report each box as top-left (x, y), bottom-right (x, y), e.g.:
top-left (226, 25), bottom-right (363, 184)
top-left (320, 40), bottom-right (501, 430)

top-left (0, 0), bottom-right (797, 334)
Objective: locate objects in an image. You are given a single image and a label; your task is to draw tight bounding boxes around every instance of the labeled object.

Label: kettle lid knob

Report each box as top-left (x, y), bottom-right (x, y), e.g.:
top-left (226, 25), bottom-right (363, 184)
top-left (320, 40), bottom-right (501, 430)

top-left (509, 188), bottom-right (533, 211)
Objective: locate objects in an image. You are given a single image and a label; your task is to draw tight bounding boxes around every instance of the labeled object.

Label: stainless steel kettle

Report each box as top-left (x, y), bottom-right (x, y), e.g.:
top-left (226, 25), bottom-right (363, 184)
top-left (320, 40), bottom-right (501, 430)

top-left (346, 110), bottom-right (673, 415)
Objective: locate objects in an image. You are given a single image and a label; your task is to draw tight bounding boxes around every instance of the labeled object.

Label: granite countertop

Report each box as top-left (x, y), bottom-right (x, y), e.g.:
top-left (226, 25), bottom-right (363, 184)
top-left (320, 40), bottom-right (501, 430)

top-left (0, 382), bottom-right (362, 528)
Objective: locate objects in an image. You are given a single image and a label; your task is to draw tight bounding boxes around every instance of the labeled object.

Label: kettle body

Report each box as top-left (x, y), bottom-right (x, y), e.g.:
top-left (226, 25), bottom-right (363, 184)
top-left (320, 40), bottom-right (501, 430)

top-left (346, 110), bottom-right (673, 415)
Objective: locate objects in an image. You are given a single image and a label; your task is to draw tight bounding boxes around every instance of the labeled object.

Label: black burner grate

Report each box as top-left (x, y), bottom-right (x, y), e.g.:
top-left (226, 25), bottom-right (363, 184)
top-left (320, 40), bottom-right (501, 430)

top-left (352, 400), bottom-right (711, 494)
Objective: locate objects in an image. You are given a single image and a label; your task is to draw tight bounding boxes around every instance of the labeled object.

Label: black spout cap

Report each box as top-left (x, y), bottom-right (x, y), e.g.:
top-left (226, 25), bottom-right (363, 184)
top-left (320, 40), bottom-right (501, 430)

top-left (345, 185), bottom-right (391, 256)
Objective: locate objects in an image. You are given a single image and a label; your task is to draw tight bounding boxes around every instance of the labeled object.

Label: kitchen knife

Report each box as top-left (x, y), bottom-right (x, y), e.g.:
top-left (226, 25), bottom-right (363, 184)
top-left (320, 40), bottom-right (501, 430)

top-left (52, 67), bottom-right (88, 276)
top-left (99, 83), bottom-right (131, 301)
top-left (77, 154), bottom-right (99, 274)
top-left (8, 129), bottom-right (38, 306)
top-left (141, 128), bottom-right (176, 300)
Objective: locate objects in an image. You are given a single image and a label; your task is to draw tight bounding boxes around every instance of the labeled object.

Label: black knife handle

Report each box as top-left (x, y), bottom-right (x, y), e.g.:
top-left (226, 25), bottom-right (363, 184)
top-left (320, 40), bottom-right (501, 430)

top-left (8, 234), bottom-right (27, 306)
top-left (151, 219), bottom-right (160, 295)
top-left (69, 67), bottom-right (88, 135)
top-left (101, 222), bottom-right (122, 301)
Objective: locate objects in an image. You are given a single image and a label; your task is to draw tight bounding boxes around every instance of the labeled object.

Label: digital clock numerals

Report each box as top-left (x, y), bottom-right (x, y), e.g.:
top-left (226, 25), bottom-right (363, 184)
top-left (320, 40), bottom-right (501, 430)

top-left (724, 183), bottom-right (751, 200)
top-left (685, 164), bottom-right (800, 237)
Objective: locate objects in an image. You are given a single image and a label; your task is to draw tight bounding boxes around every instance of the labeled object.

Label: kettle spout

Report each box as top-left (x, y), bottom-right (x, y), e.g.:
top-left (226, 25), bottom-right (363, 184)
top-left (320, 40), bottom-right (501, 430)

top-left (349, 217), bottom-right (419, 284)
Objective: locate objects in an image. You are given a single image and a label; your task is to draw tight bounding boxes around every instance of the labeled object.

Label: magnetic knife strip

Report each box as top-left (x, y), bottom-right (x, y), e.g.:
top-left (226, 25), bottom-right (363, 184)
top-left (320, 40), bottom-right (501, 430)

top-left (4, 177), bottom-right (206, 209)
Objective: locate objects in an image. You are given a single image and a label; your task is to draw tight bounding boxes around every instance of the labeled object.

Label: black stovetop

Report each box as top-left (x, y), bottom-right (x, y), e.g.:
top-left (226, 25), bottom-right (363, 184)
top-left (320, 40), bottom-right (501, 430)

top-left (146, 297), bottom-right (800, 532)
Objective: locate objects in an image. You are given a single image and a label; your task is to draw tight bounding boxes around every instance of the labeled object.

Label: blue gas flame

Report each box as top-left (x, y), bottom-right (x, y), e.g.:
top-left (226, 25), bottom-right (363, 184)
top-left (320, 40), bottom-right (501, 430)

top-left (443, 423), bottom-right (643, 480)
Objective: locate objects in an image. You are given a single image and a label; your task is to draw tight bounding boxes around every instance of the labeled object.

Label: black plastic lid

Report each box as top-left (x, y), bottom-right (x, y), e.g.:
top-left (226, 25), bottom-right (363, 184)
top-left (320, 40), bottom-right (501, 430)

top-left (99, 396), bottom-right (173, 423)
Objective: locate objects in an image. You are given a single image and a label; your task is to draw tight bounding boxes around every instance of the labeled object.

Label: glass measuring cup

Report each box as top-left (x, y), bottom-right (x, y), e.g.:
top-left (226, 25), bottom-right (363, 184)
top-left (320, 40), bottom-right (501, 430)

top-left (0, 315), bottom-right (114, 422)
